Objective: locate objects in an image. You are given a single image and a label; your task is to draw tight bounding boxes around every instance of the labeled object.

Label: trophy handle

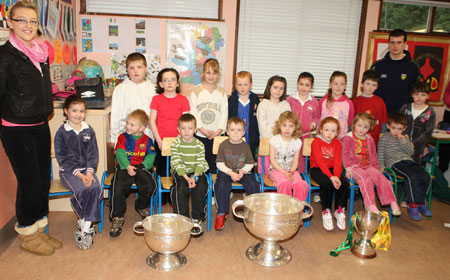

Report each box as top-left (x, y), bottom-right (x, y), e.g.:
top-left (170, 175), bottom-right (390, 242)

top-left (191, 222), bottom-right (203, 236)
top-left (133, 221), bottom-right (145, 234)
top-left (232, 200), bottom-right (245, 219)
top-left (301, 202), bottom-right (314, 219)
top-left (352, 216), bottom-right (362, 236)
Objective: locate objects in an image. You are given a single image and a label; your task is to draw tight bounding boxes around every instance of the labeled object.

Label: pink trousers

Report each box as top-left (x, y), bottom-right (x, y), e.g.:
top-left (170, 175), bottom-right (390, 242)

top-left (351, 166), bottom-right (396, 207)
top-left (269, 170), bottom-right (309, 201)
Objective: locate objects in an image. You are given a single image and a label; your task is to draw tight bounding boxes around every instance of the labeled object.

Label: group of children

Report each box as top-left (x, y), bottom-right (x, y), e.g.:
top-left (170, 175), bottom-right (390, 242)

top-left (54, 52), bottom-right (435, 249)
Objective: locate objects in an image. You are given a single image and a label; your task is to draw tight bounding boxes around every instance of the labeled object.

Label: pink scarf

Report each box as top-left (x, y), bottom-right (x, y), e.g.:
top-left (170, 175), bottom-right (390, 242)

top-left (9, 32), bottom-right (48, 74)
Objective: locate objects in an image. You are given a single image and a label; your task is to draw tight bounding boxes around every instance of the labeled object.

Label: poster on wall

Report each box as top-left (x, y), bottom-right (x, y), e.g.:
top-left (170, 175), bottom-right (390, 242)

top-left (166, 20), bottom-right (226, 95)
top-left (366, 32), bottom-right (450, 105)
top-left (0, 28), bottom-right (9, 46)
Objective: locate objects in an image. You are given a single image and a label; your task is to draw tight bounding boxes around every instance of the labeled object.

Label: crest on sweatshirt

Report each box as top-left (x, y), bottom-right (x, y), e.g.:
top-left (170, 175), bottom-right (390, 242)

top-left (401, 74), bottom-right (407, 80)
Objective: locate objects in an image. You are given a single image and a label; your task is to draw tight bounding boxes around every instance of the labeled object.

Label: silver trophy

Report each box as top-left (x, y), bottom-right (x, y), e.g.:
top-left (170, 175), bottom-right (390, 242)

top-left (133, 213), bottom-right (202, 271)
top-left (232, 193), bottom-right (313, 267)
top-left (351, 210), bottom-right (385, 258)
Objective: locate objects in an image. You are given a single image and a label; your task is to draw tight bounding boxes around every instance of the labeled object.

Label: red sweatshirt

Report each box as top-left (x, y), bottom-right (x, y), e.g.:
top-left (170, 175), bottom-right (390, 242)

top-left (310, 136), bottom-right (343, 178)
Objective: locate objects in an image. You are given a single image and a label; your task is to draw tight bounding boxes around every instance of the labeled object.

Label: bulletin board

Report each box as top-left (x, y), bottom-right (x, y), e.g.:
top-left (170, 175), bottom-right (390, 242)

top-left (366, 31), bottom-right (450, 106)
top-left (79, 15), bottom-right (161, 83)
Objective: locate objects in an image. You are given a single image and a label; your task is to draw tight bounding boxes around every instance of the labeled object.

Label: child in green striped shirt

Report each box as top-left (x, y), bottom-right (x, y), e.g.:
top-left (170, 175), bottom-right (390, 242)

top-left (170, 114), bottom-right (209, 235)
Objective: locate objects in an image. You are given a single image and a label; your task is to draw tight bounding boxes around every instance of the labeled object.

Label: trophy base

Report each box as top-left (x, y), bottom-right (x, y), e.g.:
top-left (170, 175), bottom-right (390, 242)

top-left (246, 240), bottom-right (292, 267)
top-left (146, 252), bottom-right (187, 271)
top-left (351, 244), bottom-right (377, 259)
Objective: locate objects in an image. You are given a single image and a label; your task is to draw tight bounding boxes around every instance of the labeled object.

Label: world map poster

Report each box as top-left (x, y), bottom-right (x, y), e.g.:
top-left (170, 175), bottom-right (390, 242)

top-left (166, 20), bottom-right (227, 95)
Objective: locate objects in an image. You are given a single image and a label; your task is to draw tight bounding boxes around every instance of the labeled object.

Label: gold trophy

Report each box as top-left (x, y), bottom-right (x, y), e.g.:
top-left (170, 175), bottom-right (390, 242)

top-left (351, 210), bottom-right (385, 258)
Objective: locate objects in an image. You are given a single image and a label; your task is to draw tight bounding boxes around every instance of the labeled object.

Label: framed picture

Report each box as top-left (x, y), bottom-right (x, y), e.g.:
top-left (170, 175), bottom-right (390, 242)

top-left (366, 31), bottom-right (450, 105)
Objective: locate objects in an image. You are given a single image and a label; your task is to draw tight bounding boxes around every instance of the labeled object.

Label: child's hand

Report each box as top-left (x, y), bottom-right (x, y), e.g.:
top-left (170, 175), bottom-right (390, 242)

top-left (379, 168), bottom-right (385, 173)
top-left (228, 171), bottom-right (240, 182)
top-left (187, 177), bottom-right (196, 188)
top-left (109, 142), bottom-right (116, 149)
top-left (330, 176), bottom-right (341, 189)
top-left (156, 139), bottom-right (163, 150)
top-left (310, 123), bottom-right (316, 131)
top-left (345, 170), bottom-right (353, 180)
top-left (209, 129), bottom-right (223, 140)
top-left (126, 165), bottom-right (137, 176)
top-left (85, 172), bottom-right (96, 187)
top-left (77, 173), bottom-right (91, 187)
top-left (238, 170), bottom-right (245, 180)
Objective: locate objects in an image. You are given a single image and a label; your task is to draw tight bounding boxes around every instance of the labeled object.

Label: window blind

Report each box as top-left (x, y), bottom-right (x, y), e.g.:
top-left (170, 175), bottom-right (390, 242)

top-left (237, 0), bottom-right (362, 97)
top-left (86, 0), bottom-right (219, 19)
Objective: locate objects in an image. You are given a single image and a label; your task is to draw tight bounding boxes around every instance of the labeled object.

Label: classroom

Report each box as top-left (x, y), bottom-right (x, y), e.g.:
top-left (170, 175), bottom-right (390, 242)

top-left (1, 0), bottom-right (450, 279)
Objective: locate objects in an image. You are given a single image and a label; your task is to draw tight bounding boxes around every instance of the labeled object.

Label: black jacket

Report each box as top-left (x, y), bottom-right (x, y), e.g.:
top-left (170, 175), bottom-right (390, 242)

top-left (370, 50), bottom-right (421, 115)
top-left (0, 41), bottom-right (53, 124)
top-left (228, 91), bottom-right (260, 154)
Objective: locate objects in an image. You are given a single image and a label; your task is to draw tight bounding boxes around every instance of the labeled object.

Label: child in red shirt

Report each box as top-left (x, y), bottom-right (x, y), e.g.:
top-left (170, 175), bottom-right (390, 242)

top-left (310, 117), bottom-right (349, 231)
top-left (352, 70), bottom-right (388, 145)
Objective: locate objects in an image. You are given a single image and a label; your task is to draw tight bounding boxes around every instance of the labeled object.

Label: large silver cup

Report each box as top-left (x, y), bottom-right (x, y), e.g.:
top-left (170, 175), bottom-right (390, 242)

top-left (351, 210), bottom-right (385, 258)
top-left (133, 213), bottom-right (202, 271)
top-left (232, 193), bottom-right (313, 267)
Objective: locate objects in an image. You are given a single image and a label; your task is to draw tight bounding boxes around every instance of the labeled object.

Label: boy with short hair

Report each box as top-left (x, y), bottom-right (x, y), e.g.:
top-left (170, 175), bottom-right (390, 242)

top-left (399, 82), bottom-right (436, 164)
top-left (110, 109), bottom-right (157, 237)
top-left (228, 71), bottom-right (260, 156)
top-left (214, 117), bottom-right (260, 231)
top-left (352, 70), bottom-right (388, 144)
top-left (110, 52), bottom-right (156, 146)
top-left (377, 113), bottom-right (432, 221)
top-left (170, 114), bottom-right (209, 235)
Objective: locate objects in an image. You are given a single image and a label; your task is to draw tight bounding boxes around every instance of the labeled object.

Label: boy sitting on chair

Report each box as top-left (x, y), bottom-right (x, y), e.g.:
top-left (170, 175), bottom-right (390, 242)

top-left (214, 117), bottom-right (260, 231)
top-left (377, 113), bottom-right (432, 221)
top-left (110, 109), bottom-right (157, 237)
top-left (170, 114), bottom-right (209, 235)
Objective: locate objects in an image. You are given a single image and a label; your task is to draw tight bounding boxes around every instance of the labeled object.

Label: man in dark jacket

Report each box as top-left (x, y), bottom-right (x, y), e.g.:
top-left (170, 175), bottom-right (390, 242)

top-left (371, 29), bottom-right (421, 115)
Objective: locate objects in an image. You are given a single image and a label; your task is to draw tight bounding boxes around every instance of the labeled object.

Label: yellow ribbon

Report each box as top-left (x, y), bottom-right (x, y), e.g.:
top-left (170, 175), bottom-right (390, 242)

top-left (371, 211), bottom-right (391, 251)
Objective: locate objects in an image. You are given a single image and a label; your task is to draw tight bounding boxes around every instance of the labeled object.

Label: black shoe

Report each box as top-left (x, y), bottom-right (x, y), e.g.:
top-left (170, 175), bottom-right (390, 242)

top-left (136, 207), bottom-right (150, 219)
top-left (110, 217), bottom-right (125, 237)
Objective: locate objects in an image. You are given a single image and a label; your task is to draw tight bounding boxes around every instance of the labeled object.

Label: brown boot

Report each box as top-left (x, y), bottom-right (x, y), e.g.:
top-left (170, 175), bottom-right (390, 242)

top-left (15, 223), bottom-right (55, 256)
top-left (37, 227), bottom-right (63, 249)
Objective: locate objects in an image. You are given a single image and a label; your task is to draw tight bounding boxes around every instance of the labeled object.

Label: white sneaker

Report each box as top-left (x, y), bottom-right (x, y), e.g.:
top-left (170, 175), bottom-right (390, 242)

top-left (334, 208), bottom-right (346, 231)
top-left (322, 209), bottom-right (334, 231)
top-left (313, 194), bottom-right (321, 203)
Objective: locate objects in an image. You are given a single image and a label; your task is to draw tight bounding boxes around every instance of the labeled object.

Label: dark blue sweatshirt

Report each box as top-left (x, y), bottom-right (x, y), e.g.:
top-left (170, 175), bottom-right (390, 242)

top-left (371, 50), bottom-right (421, 115)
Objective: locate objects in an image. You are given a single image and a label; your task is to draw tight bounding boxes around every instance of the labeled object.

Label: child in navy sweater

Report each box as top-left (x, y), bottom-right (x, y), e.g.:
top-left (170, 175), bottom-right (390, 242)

top-left (54, 95), bottom-right (102, 250)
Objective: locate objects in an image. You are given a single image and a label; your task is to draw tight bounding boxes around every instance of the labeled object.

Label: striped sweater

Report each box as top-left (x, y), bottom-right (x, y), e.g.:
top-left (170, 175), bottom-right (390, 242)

top-left (170, 137), bottom-right (209, 176)
top-left (377, 133), bottom-right (414, 170)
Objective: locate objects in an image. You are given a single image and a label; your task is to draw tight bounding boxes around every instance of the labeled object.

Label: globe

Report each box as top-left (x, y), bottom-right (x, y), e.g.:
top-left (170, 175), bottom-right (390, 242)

top-left (75, 59), bottom-right (104, 79)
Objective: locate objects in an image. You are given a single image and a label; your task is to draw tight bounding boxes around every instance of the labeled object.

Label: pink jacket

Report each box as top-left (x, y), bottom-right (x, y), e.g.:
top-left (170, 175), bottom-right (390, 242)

top-left (342, 132), bottom-right (379, 170)
top-left (287, 95), bottom-right (320, 136)
top-left (319, 94), bottom-right (354, 139)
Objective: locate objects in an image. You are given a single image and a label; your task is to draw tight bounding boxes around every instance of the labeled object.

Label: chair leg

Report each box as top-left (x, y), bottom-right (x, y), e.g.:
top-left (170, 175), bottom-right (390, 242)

top-left (348, 185), bottom-right (355, 227)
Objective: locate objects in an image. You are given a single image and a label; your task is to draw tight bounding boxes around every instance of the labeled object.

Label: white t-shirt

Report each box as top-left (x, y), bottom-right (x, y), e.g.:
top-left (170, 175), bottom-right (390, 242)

top-left (269, 134), bottom-right (302, 172)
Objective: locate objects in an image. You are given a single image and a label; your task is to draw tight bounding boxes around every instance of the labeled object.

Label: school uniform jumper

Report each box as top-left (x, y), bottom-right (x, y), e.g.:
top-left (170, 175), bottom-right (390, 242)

top-left (319, 94), bottom-right (354, 139)
top-left (399, 103), bottom-right (436, 163)
top-left (110, 133), bottom-right (157, 218)
top-left (170, 137), bottom-right (209, 221)
top-left (287, 94), bottom-right (320, 172)
top-left (256, 99), bottom-right (291, 174)
top-left (268, 134), bottom-right (309, 201)
top-left (352, 95), bottom-right (388, 145)
top-left (377, 133), bottom-right (431, 204)
top-left (228, 90), bottom-right (260, 155)
top-left (110, 78), bottom-right (156, 143)
top-left (54, 122), bottom-right (102, 222)
top-left (190, 85), bottom-right (228, 174)
top-left (342, 132), bottom-right (396, 208)
top-left (310, 136), bottom-right (349, 211)
top-left (214, 140), bottom-right (260, 214)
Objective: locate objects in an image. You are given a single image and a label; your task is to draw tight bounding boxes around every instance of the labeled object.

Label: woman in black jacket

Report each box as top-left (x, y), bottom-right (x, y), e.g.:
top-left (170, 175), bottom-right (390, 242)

top-left (0, 1), bottom-right (61, 256)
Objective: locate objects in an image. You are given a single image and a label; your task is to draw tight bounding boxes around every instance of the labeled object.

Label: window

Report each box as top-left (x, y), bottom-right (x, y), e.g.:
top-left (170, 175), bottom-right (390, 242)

top-left (84, 0), bottom-right (220, 19)
top-left (380, 0), bottom-right (450, 33)
top-left (236, 0), bottom-right (362, 97)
